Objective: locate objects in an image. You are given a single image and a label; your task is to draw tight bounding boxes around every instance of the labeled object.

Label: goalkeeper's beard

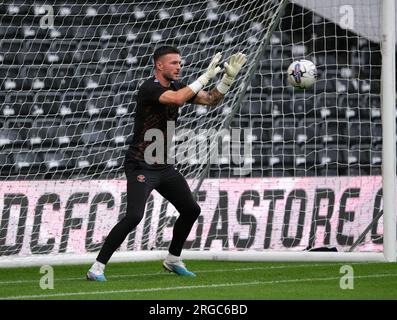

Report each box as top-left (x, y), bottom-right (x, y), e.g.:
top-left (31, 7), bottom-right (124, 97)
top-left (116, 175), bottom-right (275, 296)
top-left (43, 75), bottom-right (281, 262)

top-left (164, 71), bottom-right (180, 82)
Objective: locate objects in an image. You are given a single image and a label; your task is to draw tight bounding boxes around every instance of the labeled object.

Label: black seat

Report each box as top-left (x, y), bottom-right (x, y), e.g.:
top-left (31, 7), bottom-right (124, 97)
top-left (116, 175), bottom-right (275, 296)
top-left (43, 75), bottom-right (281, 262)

top-left (60, 91), bottom-right (88, 117)
top-left (295, 143), bottom-right (317, 176)
top-left (57, 119), bottom-right (87, 147)
top-left (272, 118), bottom-right (296, 144)
top-left (250, 119), bottom-right (273, 143)
top-left (13, 150), bottom-right (43, 174)
top-left (271, 143), bottom-right (295, 169)
top-left (270, 93), bottom-right (292, 117)
top-left (86, 147), bottom-right (125, 170)
top-left (47, 65), bottom-right (78, 90)
top-left (290, 92), bottom-right (315, 118)
top-left (0, 40), bottom-right (22, 64)
top-left (85, 91), bottom-right (116, 117)
top-left (316, 144), bottom-right (347, 175)
top-left (0, 128), bottom-right (23, 148)
top-left (346, 144), bottom-right (371, 176)
top-left (113, 92), bottom-right (136, 115)
top-left (296, 118), bottom-right (321, 145)
top-left (17, 40), bottom-right (50, 65)
top-left (28, 118), bottom-right (62, 148)
top-left (0, 66), bottom-right (26, 90)
top-left (4, 92), bottom-right (35, 116)
top-left (347, 121), bottom-right (376, 145)
top-left (338, 95), bottom-right (370, 120)
top-left (81, 120), bottom-right (116, 146)
top-left (109, 117), bottom-right (135, 146)
top-left (46, 40), bottom-right (78, 64)
top-left (0, 149), bottom-right (14, 175)
top-left (73, 41), bottom-right (101, 63)
top-left (41, 149), bottom-right (69, 171)
top-left (251, 144), bottom-right (272, 170)
top-left (33, 92), bottom-right (62, 116)
top-left (320, 120), bottom-right (347, 144)
top-left (76, 64), bottom-right (106, 90)
top-left (62, 147), bottom-right (89, 170)
top-left (108, 67), bottom-right (139, 92)
top-left (25, 66), bottom-right (48, 90)
top-left (316, 94), bottom-right (342, 119)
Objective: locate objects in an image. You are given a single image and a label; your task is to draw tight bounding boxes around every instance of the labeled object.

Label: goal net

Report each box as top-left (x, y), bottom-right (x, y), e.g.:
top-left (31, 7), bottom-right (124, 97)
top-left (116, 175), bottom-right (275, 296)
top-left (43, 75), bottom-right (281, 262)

top-left (0, 0), bottom-right (394, 266)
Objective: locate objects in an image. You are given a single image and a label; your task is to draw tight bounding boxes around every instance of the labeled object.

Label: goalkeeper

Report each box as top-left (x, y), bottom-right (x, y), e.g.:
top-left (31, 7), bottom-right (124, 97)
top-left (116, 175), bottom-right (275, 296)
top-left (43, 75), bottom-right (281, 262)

top-left (87, 46), bottom-right (246, 281)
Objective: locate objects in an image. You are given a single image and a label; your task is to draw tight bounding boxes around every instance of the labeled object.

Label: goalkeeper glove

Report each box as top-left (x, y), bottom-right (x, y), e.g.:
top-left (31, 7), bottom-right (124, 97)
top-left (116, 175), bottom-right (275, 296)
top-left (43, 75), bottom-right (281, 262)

top-left (216, 52), bottom-right (247, 94)
top-left (188, 52), bottom-right (222, 94)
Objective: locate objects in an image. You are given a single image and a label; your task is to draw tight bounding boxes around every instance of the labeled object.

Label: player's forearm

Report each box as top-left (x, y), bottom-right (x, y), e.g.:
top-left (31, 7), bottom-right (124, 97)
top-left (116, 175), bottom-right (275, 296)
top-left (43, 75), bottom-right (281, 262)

top-left (206, 87), bottom-right (225, 106)
top-left (159, 86), bottom-right (197, 106)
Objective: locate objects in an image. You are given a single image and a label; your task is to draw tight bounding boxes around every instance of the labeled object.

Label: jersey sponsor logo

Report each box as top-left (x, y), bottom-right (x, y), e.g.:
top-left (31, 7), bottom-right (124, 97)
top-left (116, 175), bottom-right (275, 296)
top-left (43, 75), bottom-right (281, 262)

top-left (137, 174), bottom-right (146, 182)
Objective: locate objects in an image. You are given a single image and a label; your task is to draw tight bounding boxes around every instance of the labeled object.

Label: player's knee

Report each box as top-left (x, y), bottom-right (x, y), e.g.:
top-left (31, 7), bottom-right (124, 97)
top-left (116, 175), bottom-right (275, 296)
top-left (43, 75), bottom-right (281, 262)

top-left (191, 203), bottom-right (201, 219)
top-left (123, 214), bottom-right (143, 230)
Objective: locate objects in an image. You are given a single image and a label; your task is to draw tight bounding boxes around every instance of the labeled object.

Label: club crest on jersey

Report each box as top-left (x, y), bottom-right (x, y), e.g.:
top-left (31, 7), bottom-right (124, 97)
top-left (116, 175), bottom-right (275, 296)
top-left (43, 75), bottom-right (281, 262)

top-left (137, 174), bottom-right (146, 182)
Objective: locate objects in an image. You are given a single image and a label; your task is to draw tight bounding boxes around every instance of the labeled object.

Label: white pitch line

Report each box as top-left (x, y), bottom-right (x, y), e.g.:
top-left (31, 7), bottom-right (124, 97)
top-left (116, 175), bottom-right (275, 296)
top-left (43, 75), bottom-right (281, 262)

top-left (0, 262), bottom-right (355, 285)
top-left (1, 273), bottom-right (397, 300)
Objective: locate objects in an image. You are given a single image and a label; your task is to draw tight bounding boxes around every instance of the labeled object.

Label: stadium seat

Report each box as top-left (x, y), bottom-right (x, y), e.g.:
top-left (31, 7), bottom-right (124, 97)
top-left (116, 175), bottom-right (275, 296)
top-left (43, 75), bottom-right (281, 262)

top-left (0, 66), bottom-right (26, 90)
top-left (73, 26), bottom-right (99, 40)
top-left (290, 92), bottom-right (315, 118)
top-left (76, 64), bottom-right (105, 89)
top-left (86, 147), bottom-right (125, 171)
top-left (25, 66), bottom-right (48, 90)
top-left (0, 128), bottom-right (23, 148)
top-left (113, 92), bottom-right (137, 116)
top-left (85, 91), bottom-right (116, 117)
top-left (0, 26), bottom-right (21, 40)
top-left (57, 119), bottom-right (88, 146)
top-left (240, 99), bottom-right (270, 116)
top-left (338, 94), bottom-right (370, 120)
top-left (81, 119), bottom-right (116, 146)
top-left (271, 144), bottom-right (295, 169)
top-left (347, 121), bottom-right (377, 146)
top-left (251, 119), bottom-right (273, 143)
top-left (320, 120), bottom-right (347, 144)
top-left (0, 40), bottom-right (21, 64)
top-left (95, 47), bottom-right (128, 66)
top-left (41, 149), bottom-right (69, 171)
top-left (316, 144), bottom-right (348, 176)
top-left (363, 95), bottom-right (381, 120)
top-left (0, 149), bottom-right (14, 174)
top-left (346, 144), bottom-right (371, 176)
top-left (295, 144), bottom-right (317, 176)
top-left (73, 41), bottom-right (101, 64)
top-left (109, 67), bottom-right (139, 92)
top-left (270, 94), bottom-right (293, 118)
top-left (251, 143), bottom-right (272, 171)
top-left (316, 94), bottom-right (342, 119)
top-left (13, 150), bottom-right (43, 174)
top-left (60, 91), bottom-right (88, 117)
top-left (46, 40), bottom-right (78, 64)
top-left (272, 118), bottom-right (296, 144)
top-left (17, 40), bottom-right (50, 65)
top-left (4, 92), bottom-right (35, 116)
top-left (28, 118), bottom-right (62, 148)
top-left (62, 147), bottom-right (90, 170)
top-left (296, 118), bottom-right (321, 145)
top-left (47, 65), bottom-right (78, 90)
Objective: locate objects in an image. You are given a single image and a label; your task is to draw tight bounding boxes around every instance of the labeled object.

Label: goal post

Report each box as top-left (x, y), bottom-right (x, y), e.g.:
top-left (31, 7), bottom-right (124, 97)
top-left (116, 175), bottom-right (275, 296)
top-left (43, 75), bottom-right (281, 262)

top-left (0, 0), bottom-right (396, 268)
top-left (380, 0), bottom-right (396, 262)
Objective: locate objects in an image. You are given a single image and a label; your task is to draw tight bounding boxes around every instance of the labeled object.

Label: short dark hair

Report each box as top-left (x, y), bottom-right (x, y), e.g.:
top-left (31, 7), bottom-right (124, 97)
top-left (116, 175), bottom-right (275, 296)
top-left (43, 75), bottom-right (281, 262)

top-left (153, 46), bottom-right (180, 63)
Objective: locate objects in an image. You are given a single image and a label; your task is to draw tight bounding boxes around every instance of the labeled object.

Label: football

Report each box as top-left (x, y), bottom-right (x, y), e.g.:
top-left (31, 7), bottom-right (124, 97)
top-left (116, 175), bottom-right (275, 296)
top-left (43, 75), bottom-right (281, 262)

top-left (287, 59), bottom-right (317, 89)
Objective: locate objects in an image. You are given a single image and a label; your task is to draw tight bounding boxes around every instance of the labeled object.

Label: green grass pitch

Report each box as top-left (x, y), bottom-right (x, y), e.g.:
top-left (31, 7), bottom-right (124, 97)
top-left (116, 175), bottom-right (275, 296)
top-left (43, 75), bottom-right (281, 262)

top-left (1, 261), bottom-right (397, 300)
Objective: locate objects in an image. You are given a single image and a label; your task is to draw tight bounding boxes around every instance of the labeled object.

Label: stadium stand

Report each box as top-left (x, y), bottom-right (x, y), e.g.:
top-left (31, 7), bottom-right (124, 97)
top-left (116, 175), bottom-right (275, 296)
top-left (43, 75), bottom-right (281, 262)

top-left (0, 1), bottom-right (383, 179)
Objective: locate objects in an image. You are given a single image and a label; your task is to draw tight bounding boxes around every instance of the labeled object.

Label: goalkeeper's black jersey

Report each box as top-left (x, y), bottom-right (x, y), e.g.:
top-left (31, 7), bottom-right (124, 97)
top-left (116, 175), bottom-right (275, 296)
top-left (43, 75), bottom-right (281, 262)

top-left (127, 76), bottom-right (193, 168)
